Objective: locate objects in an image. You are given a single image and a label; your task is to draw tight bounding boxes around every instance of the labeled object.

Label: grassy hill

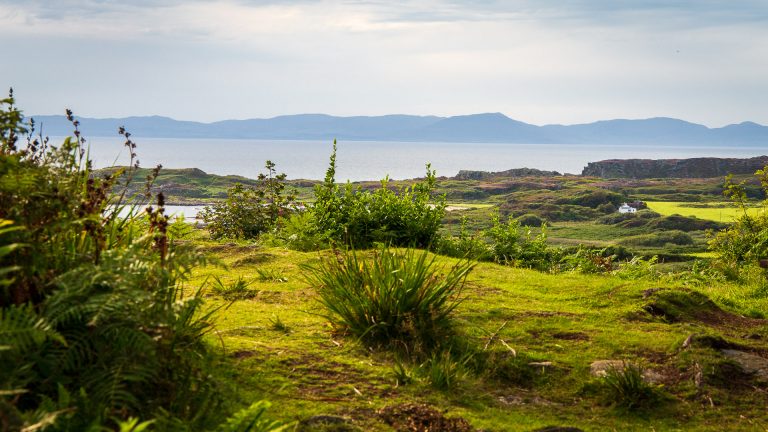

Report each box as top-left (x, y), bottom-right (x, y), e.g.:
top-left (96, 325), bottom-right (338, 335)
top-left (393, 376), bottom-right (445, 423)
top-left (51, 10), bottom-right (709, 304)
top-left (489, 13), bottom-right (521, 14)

top-left (187, 238), bottom-right (768, 431)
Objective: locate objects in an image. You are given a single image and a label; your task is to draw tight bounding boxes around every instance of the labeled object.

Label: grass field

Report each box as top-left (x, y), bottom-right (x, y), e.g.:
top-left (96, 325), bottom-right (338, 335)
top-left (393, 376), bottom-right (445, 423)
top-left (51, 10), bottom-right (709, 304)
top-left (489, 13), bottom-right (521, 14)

top-left (646, 201), bottom-right (766, 222)
top-left (188, 239), bottom-right (768, 431)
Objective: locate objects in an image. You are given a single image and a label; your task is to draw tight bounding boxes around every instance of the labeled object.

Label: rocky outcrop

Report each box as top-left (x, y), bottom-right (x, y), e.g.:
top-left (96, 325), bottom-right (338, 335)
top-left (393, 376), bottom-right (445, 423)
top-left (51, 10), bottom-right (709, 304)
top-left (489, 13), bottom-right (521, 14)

top-left (581, 156), bottom-right (768, 179)
top-left (453, 167), bottom-right (561, 180)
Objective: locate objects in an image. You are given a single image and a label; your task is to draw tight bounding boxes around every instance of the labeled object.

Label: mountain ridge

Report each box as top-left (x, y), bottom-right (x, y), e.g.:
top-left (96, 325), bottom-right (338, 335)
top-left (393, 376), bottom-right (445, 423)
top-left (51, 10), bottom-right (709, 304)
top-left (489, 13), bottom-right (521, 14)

top-left (28, 112), bottom-right (768, 146)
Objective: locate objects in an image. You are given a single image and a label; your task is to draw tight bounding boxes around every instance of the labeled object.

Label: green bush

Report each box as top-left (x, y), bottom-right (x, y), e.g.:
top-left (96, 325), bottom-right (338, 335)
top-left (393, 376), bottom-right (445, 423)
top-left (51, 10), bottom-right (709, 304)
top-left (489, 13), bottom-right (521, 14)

top-left (517, 213), bottom-right (544, 227)
top-left (485, 212), bottom-right (557, 270)
top-left (0, 93), bottom-right (281, 430)
top-left (433, 216), bottom-right (491, 260)
top-left (311, 141), bottom-right (445, 248)
top-left (559, 246), bottom-right (616, 274)
top-left (301, 247), bottom-right (473, 356)
top-left (200, 160), bottom-right (296, 240)
top-left (708, 170), bottom-right (768, 273)
top-left (620, 230), bottom-right (694, 247)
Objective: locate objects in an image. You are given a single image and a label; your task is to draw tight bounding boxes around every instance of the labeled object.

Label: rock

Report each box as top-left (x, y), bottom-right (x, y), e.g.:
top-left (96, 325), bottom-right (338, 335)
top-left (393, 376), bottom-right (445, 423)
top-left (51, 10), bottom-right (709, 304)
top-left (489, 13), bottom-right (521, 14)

top-left (589, 360), bottom-right (663, 384)
top-left (589, 360), bottom-right (625, 377)
top-left (721, 349), bottom-right (768, 381)
top-left (582, 156), bottom-right (768, 179)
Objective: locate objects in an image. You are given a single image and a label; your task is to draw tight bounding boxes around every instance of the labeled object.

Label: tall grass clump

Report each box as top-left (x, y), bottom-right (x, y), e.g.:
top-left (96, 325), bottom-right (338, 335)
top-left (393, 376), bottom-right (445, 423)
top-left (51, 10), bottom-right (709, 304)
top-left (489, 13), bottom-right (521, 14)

top-left (599, 362), bottom-right (664, 410)
top-left (302, 247), bottom-right (474, 356)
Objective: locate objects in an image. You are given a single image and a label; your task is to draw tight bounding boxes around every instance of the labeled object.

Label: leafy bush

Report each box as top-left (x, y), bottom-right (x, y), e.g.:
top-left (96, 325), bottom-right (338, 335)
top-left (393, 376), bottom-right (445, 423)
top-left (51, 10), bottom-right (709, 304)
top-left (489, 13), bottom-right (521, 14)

top-left (619, 230), bottom-right (694, 247)
top-left (433, 216), bottom-right (491, 260)
top-left (612, 255), bottom-right (659, 280)
top-left (559, 246), bottom-right (616, 274)
top-left (517, 213), bottom-right (544, 227)
top-left (485, 212), bottom-right (557, 270)
top-left (201, 160), bottom-right (296, 240)
top-left (557, 189), bottom-right (624, 208)
top-left (263, 211), bottom-right (331, 252)
top-left (301, 247), bottom-right (473, 356)
top-left (0, 93), bottom-right (279, 430)
top-left (709, 170), bottom-right (768, 272)
top-left (311, 141), bottom-right (445, 248)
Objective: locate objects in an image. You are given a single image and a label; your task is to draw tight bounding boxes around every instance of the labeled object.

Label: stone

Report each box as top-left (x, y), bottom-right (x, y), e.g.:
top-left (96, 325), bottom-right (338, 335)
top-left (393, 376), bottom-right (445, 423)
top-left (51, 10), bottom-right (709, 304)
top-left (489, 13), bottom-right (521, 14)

top-left (721, 349), bottom-right (768, 381)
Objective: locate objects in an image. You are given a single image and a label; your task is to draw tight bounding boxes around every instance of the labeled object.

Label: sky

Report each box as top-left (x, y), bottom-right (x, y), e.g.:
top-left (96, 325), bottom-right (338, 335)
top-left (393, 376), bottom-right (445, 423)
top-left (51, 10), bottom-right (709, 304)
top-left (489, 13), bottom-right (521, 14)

top-left (1, 0), bottom-right (766, 127)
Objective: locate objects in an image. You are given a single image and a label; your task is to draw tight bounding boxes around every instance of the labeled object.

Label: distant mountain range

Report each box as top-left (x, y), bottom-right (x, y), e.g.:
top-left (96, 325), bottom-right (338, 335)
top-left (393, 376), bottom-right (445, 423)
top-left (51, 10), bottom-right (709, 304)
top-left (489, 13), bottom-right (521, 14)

top-left (28, 112), bottom-right (768, 146)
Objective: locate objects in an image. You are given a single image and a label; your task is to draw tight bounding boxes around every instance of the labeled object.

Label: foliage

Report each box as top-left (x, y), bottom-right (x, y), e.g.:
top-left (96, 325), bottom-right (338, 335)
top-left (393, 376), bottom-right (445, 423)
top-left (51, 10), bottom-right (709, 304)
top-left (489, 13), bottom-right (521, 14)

top-left (619, 230), bottom-right (694, 247)
top-left (599, 362), bottom-right (664, 410)
top-left (0, 92), bottom-right (275, 430)
top-left (432, 216), bottom-right (491, 260)
top-left (419, 350), bottom-right (471, 390)
top-left (311, 140), bottom-right (446, 248)
top-left (485, 212), bottom-right (556, 270)
top-left (612, 255), bottom-right (659, 280)
top-left (201, 160), bottom-right (296, 240)
top-left (708, 170), bottom-right (768, 273)
top-left (215, 401), bottom-right (293, 432)
top-left (301, 246), bottom-right (473, 357)
top-left (263, 211), bottom-right (331, 252)
top-left (559, 246), bottom-right (616, 274)
top-left (211, 275), bottom-right (256, 300)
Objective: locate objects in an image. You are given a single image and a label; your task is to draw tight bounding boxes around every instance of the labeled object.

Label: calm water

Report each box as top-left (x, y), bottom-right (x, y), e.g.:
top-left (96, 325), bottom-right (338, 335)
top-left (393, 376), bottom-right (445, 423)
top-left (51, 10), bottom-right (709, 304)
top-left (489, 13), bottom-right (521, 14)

top-left (75, 136), bottom-right (766, 182)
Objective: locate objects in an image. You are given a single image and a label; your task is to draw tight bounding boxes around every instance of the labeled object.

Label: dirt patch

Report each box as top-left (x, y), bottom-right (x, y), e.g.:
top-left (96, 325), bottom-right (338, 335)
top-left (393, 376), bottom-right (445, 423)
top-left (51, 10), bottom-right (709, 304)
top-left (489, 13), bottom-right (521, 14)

top-left (281, 355), bottom-right (394, 400)
top-left (232, 253), bottom-right (277, 266)
top-left (642, 288), bottom-right (766, 331)
top-left (198, 243), bottom-right (260, 254)
top-left (231, 350), bottom-right (258, 359)
top-left (552, 331), bottom-right (589, 341)
top-left (378, 403), bottom-right (474, 432)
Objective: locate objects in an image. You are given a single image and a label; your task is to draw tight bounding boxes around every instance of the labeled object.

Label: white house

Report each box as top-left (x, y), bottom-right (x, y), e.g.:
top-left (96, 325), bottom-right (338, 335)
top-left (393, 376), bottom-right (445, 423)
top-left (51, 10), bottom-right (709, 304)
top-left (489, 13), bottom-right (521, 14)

top-left (618, 203), bottom-right (637, 214)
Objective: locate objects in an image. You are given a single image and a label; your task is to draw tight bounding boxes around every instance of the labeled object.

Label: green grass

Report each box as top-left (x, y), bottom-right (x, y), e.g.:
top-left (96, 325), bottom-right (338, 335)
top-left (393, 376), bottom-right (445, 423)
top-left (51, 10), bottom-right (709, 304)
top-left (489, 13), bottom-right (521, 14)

top-left (647, 201), bottom-right (766, 222)
top-left (187, 236), bottom-right (768, 431)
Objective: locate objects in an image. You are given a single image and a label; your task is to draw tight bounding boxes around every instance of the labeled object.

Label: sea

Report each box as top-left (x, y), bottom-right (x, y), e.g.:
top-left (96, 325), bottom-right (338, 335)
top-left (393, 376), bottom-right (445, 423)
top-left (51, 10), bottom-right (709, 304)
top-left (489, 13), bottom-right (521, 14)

top-left (78, 136), bottom-right (767, 182)
top-left (77, 136), bottom-right (765, 220)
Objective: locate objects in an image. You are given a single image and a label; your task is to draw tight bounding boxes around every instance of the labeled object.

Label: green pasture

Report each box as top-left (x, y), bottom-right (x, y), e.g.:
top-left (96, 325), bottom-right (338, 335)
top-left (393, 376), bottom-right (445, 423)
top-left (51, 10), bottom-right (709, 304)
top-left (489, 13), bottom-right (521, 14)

top-left (646, 201), bottom-right (766, 222)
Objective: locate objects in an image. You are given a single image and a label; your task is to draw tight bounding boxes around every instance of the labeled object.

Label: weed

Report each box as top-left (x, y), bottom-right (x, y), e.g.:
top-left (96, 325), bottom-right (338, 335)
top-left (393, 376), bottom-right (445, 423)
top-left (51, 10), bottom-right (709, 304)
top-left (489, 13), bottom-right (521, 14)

top-left (419, 350), bottom-right (472, 391)
top-left (301, 246), bottom-right (474, 356)
top-left (269, 314), bottom-right (290, 333)
top-left (600, 362), bottom-right (664, 410)
top-left (211, 276), bottom-right (256, 300)
top-left (256, 268), bottom-right (289, 283)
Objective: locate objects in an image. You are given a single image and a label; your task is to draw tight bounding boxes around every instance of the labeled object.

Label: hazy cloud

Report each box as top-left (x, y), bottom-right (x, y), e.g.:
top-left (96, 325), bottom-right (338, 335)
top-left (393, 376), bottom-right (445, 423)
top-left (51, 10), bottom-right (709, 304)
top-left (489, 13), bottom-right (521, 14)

top-left (1, 0), bottom-right (766, 126)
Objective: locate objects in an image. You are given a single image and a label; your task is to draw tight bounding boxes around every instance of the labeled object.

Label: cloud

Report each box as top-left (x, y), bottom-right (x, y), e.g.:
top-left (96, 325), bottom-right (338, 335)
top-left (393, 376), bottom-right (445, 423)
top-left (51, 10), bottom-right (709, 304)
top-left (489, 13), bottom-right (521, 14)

top-left (1, 0), bottom-right (766, 126)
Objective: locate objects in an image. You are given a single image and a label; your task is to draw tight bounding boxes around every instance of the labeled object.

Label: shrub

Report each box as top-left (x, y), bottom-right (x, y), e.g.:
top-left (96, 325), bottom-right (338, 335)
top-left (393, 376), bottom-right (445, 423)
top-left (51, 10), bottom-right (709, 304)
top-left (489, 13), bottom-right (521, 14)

top-left (264, 211), bottom-right (331, 252)
top-left (433, 216), bottom-right (491, 260)
top-left (0, 93), bottom-right (278, 430)
top-left (485, 212), bottom-right (557, 270)
top-left (708, 170), bottom-right (768, 272)
top-left (301, 247), bottom-right (473, 356)
top-left (200, 160), bottom-right (296, 240)
top-left (517, 213), bottom-right (544, 227)
top-left (311, 141), bottom-right (445, 248)
top-left (559, 246), bottom-right (616, 274)
top-left (620, 230), bottom-right (694, 247)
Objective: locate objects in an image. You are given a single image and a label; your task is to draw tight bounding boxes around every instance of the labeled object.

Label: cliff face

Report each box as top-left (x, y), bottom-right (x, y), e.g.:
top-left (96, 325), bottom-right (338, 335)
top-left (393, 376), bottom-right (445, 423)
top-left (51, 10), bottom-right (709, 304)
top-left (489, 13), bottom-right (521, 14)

top-left (581, 156), bottom-right (768, 178)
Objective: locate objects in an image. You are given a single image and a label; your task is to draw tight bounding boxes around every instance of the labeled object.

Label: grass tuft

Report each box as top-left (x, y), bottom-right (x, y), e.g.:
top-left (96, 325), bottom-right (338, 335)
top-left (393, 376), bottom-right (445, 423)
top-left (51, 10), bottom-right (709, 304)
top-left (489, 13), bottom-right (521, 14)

top-left (301, 247), bottom-right (474, 357)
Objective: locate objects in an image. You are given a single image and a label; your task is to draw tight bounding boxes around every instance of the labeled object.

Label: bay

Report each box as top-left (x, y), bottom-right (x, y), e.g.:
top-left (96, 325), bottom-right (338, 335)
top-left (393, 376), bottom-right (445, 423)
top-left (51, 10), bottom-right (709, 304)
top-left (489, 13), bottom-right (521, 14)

top-left (71, 136), bottom-right (766, 182)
